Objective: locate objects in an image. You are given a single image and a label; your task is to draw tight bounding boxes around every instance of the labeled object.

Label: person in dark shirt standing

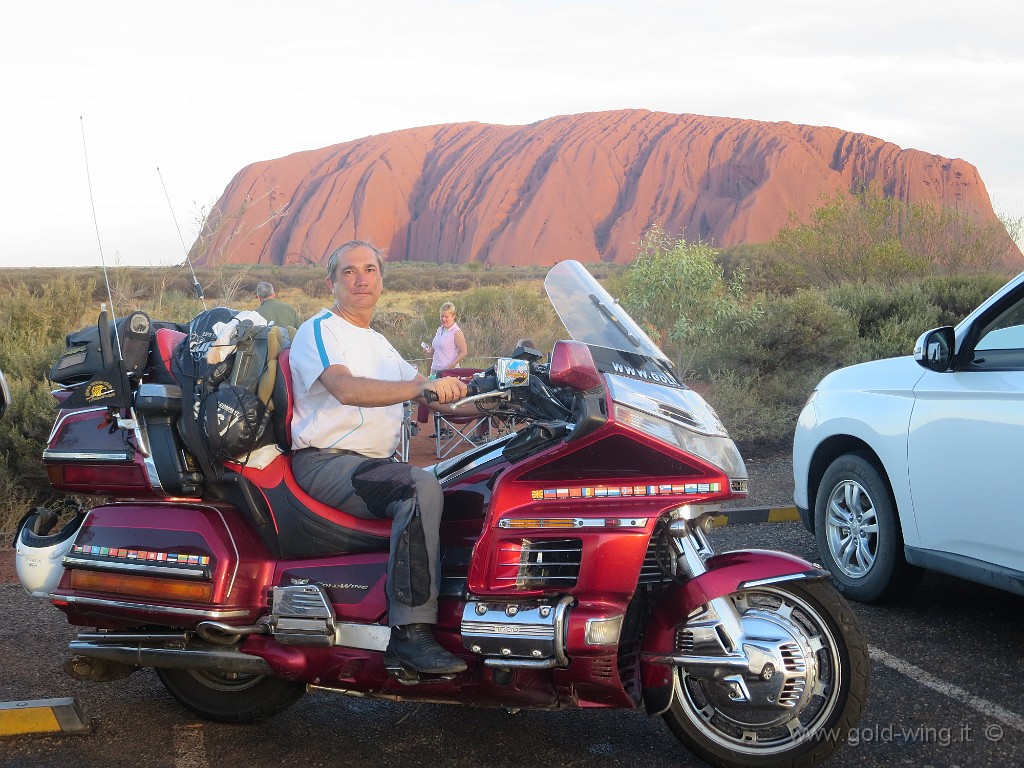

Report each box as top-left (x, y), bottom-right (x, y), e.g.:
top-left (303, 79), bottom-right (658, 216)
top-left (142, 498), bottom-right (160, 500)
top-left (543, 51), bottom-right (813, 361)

top-left (255, 282), bottom-right (300, 329)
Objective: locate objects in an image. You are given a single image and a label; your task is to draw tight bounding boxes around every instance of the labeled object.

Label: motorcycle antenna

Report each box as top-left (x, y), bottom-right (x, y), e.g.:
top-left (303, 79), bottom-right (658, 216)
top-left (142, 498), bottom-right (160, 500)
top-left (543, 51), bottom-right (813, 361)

top-left (79, 116), bottom-right (120, 334)
top-left (73, 117), bottom-right (146, 455)
top-left (156, 165), bottom-right (208, 311)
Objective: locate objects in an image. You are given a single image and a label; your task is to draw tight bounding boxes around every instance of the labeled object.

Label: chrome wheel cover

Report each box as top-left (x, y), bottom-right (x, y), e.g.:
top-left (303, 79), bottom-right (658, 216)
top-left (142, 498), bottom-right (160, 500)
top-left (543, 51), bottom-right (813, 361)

top-left (181, 669), bottom-right (267, 692)
top-left (824, 479), bottom-right (879, 579)
top-left (674, 586), bottom-right (845, 755)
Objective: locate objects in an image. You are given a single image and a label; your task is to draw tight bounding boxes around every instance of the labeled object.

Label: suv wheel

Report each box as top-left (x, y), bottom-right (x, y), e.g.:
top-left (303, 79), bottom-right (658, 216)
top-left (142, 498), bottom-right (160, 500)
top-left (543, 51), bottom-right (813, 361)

top-left (814, 452), bottom-right (921, 603)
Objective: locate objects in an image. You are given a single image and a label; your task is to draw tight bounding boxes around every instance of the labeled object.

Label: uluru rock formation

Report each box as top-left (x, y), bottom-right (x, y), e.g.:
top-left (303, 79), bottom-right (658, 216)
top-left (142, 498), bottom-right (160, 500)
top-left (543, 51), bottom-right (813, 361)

top-left (192, 109), bottom-right (1010, 267)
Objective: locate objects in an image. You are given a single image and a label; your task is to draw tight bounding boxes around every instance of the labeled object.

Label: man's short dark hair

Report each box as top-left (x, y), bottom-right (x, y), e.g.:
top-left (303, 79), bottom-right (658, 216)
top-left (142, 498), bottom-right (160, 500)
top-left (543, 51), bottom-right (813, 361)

top-left (327, 241), bottom-right (385, 281)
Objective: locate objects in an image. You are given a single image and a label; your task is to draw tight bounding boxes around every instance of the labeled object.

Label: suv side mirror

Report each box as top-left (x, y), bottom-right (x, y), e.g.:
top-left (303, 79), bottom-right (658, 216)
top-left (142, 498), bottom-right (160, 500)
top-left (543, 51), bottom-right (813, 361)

top-left (914, 327), bottom-right (955, 372)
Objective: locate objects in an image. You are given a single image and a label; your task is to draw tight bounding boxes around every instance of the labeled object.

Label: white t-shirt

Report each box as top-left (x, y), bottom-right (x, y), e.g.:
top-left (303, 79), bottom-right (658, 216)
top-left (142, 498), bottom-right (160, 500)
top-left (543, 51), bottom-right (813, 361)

top-left (289, 310), bottom-right (418, 458)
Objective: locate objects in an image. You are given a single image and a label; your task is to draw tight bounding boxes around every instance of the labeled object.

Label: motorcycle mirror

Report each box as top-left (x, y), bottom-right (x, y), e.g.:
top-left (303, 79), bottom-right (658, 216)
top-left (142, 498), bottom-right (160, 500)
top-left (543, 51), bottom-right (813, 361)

top-left (0, 368), bottom-right (10, 420)
top-left (549, 341), bottom-right (603, 392)
top-left (511, 344), bottom-right (543, 362)
top-left (495, 358), bottom-right (530, 389)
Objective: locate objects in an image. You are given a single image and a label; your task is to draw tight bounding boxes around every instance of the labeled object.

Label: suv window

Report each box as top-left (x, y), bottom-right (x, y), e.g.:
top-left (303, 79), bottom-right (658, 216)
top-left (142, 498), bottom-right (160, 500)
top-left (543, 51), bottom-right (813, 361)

top-left (970, 291), bottom-right (1024, 369)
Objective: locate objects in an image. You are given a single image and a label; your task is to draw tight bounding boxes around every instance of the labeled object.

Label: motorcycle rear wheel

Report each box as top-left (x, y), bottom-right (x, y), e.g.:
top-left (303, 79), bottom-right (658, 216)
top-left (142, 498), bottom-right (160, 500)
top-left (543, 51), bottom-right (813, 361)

top-left (662, 579), bottom-right (868, 768)
top-left (156, 667), bottom-right (305, 723)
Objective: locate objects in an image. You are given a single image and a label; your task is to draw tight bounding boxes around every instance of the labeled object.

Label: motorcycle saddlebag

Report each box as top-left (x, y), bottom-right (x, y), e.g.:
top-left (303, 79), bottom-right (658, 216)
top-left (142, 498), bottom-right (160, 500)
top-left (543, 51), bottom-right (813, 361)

top-left (51, 502), bottom-right (269, 629)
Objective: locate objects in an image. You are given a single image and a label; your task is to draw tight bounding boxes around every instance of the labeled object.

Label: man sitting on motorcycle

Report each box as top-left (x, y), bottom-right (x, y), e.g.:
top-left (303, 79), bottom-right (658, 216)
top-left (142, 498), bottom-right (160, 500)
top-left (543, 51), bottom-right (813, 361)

top-left (288, 240), bottom-right (468, 675)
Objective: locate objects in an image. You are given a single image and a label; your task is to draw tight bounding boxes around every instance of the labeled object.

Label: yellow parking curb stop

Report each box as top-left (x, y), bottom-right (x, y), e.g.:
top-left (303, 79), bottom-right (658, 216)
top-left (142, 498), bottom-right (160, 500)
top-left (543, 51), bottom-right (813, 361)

top-left (0, 698), bottom-right (90, 736)
top-left (712, 506), bottom-right (800, 527)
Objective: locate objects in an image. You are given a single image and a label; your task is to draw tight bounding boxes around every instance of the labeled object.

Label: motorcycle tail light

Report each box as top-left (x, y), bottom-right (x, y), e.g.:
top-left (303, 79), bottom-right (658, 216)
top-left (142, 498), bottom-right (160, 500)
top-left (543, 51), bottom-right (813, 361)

top-left (549, 341), bottom-right (603, 392)
top-left (69, 569), bottom-right (214, 603)
top-left (47, 463), bottom-right (151, 492)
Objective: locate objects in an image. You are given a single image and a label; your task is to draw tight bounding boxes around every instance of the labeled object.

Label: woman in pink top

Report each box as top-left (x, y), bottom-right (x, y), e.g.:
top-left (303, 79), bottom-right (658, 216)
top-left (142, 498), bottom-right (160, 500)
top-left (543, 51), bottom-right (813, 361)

top-left (425, 301), bottom-right (468, 377)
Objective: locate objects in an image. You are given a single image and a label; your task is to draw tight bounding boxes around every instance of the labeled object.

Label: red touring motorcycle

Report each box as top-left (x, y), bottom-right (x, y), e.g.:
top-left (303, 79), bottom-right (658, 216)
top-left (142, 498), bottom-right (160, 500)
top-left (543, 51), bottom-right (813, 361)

top-left (13, 261), bottom-right (867, 768)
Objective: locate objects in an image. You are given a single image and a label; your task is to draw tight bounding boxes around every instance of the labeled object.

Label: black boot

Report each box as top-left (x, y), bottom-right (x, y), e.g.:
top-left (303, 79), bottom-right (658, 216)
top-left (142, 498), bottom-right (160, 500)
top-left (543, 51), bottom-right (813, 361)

top-left (384, 624), bottom-right (468, 674)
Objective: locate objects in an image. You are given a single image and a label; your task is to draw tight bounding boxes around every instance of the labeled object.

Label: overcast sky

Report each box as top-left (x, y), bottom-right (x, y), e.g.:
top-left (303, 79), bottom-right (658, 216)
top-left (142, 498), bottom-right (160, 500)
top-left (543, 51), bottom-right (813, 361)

top-left (2, 0), bottom-right (1021, 268)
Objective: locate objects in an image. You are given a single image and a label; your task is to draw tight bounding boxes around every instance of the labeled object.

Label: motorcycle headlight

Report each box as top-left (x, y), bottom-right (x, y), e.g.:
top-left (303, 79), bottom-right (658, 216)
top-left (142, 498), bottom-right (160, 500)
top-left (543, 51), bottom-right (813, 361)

top-left (613, 401), bottom-right (747, 482)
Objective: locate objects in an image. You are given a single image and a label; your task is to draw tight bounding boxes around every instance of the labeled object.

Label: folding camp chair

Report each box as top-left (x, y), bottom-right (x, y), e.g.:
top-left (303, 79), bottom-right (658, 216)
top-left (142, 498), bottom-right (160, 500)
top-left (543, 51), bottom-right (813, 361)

top-left (433, 368), bottom-right (491, 458)
top-left (395, 401), bottom-right (416, 462)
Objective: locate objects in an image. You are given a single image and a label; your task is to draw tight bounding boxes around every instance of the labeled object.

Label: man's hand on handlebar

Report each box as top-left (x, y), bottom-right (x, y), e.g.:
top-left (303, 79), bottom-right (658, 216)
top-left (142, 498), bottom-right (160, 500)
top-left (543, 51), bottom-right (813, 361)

top-left (419, 376), bottom-right (468, 405)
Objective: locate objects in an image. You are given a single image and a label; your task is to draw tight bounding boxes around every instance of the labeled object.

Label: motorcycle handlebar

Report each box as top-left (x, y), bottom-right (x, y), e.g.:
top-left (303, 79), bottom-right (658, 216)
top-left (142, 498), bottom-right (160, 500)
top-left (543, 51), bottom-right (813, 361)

top-left (421, 374), bottom-right (496, 405)
top-left (466, 375), bottom-right (497, 397)
top-left (425, 371), bottom-right (527, 412)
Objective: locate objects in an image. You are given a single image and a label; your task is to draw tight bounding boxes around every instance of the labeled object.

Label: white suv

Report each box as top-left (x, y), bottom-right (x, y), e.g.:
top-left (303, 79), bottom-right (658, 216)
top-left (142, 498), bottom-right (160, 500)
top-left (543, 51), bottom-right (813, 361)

top-left (793, 271), bottom-right (1024, 603)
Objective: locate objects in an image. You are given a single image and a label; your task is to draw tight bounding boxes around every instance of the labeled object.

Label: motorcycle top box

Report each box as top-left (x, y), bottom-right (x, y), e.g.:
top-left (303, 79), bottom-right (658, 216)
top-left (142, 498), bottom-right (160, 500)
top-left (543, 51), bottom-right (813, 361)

top-left (14, 261), bottom-right (868, 768)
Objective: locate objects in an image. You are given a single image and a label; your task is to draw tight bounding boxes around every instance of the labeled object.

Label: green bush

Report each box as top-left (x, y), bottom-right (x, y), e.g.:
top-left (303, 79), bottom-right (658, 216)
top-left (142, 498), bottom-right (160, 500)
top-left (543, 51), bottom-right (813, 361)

top-left (817, 275), bottom-right (1015, 361)
top-left (699, 371), bottom-right (795, 451)
top-left (689, 291), bottom-right (860, 446)
top-left (304, 277), bottom-right (331, 298)
top-left (0, 276), bottom-right (97, 535)
top-left (919, 274), bottom-right (1011, 325)
top-left (621, 227), bottom-right (759, 377)
top-left (823, 282), bottom-right (939, 360)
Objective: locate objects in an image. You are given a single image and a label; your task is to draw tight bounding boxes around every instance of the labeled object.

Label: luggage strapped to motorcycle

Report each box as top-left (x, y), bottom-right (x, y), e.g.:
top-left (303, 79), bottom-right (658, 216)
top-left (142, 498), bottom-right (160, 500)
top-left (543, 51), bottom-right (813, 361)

top-left (172, 307), bottom-right (291, 486)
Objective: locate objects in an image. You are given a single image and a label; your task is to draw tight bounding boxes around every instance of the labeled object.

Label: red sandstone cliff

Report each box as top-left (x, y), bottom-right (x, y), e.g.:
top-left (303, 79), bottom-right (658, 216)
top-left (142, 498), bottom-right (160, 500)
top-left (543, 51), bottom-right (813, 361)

top-left (192, 110), bottom-right (1010, 267)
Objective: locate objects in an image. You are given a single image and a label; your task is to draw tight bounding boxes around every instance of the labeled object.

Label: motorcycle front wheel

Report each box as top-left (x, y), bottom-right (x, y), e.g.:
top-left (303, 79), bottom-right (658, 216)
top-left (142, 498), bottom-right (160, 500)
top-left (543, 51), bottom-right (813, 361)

top-left (157, 667), bottom-right (305, 723)
top-left (663, 579), bottom-right (868, 768)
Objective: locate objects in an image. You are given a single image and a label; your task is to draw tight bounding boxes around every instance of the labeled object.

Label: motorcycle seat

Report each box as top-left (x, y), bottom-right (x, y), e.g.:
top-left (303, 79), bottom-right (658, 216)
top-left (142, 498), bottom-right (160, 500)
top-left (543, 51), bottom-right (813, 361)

top-left (229, 349), bottom-right (393, 557)
top-left (155, 328), bottom-right (185, 375)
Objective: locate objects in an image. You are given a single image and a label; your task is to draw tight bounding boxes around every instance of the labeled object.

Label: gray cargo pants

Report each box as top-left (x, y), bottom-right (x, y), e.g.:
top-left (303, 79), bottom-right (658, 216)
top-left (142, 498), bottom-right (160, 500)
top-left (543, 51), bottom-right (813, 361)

top-left (291, 449), bottom-right (443, 626)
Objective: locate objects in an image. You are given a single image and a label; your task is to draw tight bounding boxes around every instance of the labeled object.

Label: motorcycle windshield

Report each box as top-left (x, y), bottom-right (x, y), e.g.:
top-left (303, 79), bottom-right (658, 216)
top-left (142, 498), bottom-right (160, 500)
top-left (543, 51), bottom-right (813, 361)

top-left (544, 260), bottom-right (670, 364)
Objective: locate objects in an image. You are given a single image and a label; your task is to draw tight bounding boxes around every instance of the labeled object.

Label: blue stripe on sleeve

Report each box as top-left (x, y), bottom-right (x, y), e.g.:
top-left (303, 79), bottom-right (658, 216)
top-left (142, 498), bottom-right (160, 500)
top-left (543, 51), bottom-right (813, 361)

top-left (312, 311), bottom-right (332, 369)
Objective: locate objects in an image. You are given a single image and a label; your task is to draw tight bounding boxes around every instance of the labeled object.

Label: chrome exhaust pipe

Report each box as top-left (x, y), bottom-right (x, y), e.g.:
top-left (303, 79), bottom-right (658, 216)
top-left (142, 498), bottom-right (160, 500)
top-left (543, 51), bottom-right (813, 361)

top-left (196, 619), bottom-right (270, 644)
top-left (68, 637), bottom-right (272, 675)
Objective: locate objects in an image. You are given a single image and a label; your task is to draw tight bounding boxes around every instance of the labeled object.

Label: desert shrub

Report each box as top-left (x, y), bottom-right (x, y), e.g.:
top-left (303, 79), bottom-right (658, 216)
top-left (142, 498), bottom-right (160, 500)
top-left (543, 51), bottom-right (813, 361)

top-left (756, 186), bottom-right (1017, 289)
top-left (475, 271), bottom-right (520, 288)
top-left (0, 276), bottom-right (97, 534)
top-left (621, 227), bottom-right (760, 377)
top-left (304, 277), bottom-right (331, 298)
top-left (433, 276), bottom-right (475, 293)
top-left (371, 310), bottom-right (417, 339)
top-left (699, 371), bottom-right (796, 451)
top-left (203, 265), bottom-right (253, 302)
top-left (690, 291), bottom-right (860, 446)
top-left (824, 282), bottom-right (942, 360)
top-left (380, 273), bottom-right (423, 293)
top-left (719, 242), bottom-right (807, 296)
top-left (455, 285), bottom-right (560, 362)
top-left (599, 269), bottom-right (629, 302)
top-left (0, 375), bottom-right (60, 487)
top-left (821, 275), bottom-right (1014, 361)
top-left (146, 290), bottom-right (210, 323)
top-left (919, 274), bottom-right (1011, 325)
